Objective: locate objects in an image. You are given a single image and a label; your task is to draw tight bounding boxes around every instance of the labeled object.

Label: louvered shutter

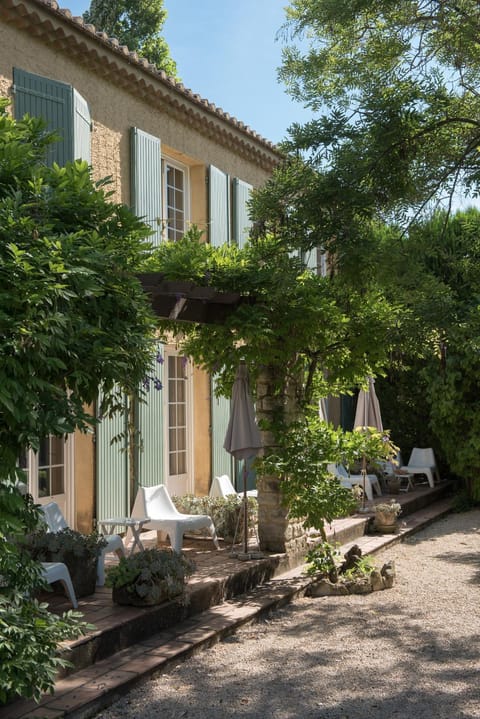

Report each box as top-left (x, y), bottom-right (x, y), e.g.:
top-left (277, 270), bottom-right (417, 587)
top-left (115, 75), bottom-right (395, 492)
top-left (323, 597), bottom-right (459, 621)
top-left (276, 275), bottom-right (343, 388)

top-left (96, 391), bottom-right (130, 523)
top-left (304, 246), bottom-right (318, 272)
top-left (208, 166), bottom-right (233, 481)
top-left (136, 343), bottom-right (165, 488)
top-left (13, 67), bottom-right (74, 166)
top-left (209, 165), bottom-right (230, 247)
top-left (73, 89), bottom-right (92, 163)
top-left (131, 127), bottom-right (163, 246)
top-left (233, 178), bottom-right (252, 248)
top-left (211, 377), bottom-right (233, 481)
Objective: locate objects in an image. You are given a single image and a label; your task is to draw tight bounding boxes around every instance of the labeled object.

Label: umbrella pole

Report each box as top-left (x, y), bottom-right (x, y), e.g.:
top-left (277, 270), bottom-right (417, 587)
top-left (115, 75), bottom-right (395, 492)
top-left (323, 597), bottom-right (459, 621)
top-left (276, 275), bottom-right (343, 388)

top-left (360, 454), bottom-right (368, 513)
top-left (243, 461), bottom-right (248, 555)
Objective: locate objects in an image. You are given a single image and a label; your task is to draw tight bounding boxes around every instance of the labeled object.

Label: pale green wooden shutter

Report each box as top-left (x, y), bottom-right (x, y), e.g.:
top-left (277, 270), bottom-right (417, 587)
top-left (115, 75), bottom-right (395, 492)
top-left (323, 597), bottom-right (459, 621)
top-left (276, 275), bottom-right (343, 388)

top-left (13, 67), bottom-right (74, 166)
top-left (209, 165), bottom-right (230, 247)
top-left (131, 127), bottom-right (163, 247)
top-left (211, 377), bottom-right (233, 481)
top-left (73, 89), bottom-right (92, 163)
top-left (304, 247), bottom-right (318, 272)
top-left (96, 391), bottom-right (130, 522)
top-left (233, 178), bottom-right (252, 248)
top-left (136, 343), bottom-right (165, 488)
top-left (208, 166), bottom-right (233, 481)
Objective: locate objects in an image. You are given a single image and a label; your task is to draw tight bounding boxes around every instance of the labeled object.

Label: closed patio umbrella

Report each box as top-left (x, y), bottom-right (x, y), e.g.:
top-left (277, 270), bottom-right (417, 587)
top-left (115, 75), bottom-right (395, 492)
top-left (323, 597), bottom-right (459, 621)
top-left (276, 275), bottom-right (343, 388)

top-left (354, 377), bottom-right (383, 433)
top-left (354, 377), bottom-right (383, 510)
top-left (223, 363), bottom-right (262, 555)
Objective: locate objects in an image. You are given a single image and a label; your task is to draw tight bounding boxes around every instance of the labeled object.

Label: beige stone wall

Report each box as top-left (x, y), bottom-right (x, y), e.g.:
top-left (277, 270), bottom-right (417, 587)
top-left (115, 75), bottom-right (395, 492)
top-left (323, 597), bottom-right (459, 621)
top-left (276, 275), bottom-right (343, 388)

top-left (0, 8), bottom-right (278, 518)
top-left (193, 366), bottom-right (211, 496)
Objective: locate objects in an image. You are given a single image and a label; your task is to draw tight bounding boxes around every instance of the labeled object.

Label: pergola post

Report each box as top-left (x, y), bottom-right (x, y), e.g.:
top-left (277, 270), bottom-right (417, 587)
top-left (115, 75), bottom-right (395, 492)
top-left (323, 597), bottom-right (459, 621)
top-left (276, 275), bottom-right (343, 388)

top-left (255, 366), bottom-right (307, 555)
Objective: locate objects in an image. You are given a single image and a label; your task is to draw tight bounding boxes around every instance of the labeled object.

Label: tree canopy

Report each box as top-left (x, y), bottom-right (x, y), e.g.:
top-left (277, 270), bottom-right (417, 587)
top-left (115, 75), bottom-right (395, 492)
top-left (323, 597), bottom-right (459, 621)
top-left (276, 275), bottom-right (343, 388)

top-left (0, 100), bottom-right (157, 702)
top-left (84, 0), bottom-right (178, 78)
top-left (279, 1), bottom-right (480, 221)
top-left (0, 101), bottom-right (156, 473)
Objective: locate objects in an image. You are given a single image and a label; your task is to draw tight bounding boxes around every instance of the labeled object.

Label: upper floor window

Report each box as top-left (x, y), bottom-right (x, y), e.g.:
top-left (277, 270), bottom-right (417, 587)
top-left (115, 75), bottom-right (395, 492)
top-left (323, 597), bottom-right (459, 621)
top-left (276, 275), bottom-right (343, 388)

top-left (164, 160), bottom-right (187, 241)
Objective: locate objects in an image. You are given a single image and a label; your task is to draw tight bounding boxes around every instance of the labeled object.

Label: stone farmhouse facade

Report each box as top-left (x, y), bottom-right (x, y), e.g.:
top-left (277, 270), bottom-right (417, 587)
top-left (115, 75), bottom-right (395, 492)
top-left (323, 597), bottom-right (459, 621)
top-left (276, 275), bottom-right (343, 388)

top-left (0, 0), bottom-right (283, 535)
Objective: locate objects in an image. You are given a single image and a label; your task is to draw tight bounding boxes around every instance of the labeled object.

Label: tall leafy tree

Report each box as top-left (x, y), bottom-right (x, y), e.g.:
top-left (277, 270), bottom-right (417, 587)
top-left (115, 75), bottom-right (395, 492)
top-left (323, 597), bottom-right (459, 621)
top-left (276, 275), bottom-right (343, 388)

top-left (0, 101), bottom-right (156, 702)
top-left (84, 0), bottom-right (178, 78)
top-left (279, 1), bottom-right (480, 221)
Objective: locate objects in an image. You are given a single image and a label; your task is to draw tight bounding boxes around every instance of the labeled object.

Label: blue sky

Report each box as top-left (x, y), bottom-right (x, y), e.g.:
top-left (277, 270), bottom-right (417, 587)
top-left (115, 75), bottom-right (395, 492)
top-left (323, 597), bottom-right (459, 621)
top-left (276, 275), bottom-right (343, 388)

top-left (65, 0), bottom-right (314, 145)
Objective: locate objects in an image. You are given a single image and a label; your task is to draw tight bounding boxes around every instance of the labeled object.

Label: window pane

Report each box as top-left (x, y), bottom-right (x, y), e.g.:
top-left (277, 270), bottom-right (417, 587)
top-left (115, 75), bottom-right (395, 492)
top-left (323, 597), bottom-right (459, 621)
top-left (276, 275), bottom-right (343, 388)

top-left (177, 379), bottom-right (185, 402)
top-left (51, 466), bottom-right (64, 495)
top-left (38, 437), bottom-right (49, 466)
top-left (177, 404), bottom-right (186, 427)
top-left (177, 430), bottom-right (186, 451)
top-left (168, 379), bottom-right (176, 402)
top-left (169, 428), bottom-right (177, 451)
top-left (50, 437), bottom-right (64, 465)
top-left (169, 453), bottom-right (177, 475)
top-left (177, 452), bottom-right (186, 475)
top-left (38, 469), bottom-right (49, 497)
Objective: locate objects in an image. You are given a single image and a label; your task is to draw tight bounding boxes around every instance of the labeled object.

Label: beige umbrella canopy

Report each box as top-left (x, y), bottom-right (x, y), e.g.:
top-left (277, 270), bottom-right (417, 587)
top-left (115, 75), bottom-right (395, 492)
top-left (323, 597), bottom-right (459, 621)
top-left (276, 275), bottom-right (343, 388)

top-left (354, 377), bottom-right (383, 432)
top-left (223, 363), bottom-right (262, 554)
top-left (354, 377), bottom-right (383, 511)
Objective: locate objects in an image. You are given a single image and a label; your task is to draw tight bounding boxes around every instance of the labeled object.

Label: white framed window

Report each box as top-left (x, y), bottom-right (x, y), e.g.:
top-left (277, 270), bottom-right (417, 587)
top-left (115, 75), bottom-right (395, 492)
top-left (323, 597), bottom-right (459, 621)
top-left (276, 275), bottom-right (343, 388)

top-left (163, 348), bottom-right (193, 496)
top-left (163, 159), bottom-right (189, 241)
top-left (18, 435), bottom-right (74, 523)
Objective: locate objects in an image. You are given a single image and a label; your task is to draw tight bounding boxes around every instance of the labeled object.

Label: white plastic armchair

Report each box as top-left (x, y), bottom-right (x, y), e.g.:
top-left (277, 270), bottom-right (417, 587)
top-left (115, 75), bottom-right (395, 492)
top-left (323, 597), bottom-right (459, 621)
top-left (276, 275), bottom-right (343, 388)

top-left (130, 484), bottom-right (220, 553)
top-left (327, 463), bottom-right (382, 501)
top-left (401, 448), bottom-right (440, 489)
top-left (209, 475), bottom-right (257, 499)
top-left (40, 501), bottom-right (126, 587)
top-left (41, 561), bottom-right (78, 608)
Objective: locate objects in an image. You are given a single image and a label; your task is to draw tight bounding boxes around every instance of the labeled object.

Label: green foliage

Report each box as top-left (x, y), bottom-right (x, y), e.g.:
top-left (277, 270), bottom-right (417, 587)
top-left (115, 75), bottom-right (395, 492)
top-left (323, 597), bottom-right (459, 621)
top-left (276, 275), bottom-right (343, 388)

top-left (305, 541), bottom-right (341, 578)
top-left (261, 411), bottom-right (397, 532)
top-left (279, 0), bottom-right (480, 217)
top-left (144, 231), bottom-right (398, 401)
top-left (0, 101), bottom-right (156, 472)
top-left (0, 100), bottom-right (156, 700)
top-left (24, 528), bottom-right (107, 563)
top-left (373, 209), bottom-right (480, 495)
top-left (84, 0), bottom-right (178, 78)
top-left (106, 548), bottom-right (194, 604)
top-left (0, 594), bottom-right (91, 705)
top-left (305, 542), bottom-right (375, 580)
top-left (172, 493), bottom-right (258, 542)
top-left (373, 500), bottom-right (402, 518)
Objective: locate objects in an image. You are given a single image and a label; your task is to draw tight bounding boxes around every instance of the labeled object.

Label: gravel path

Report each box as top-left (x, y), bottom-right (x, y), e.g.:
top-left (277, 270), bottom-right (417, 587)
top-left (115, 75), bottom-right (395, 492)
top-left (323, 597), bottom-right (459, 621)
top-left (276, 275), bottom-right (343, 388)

top-left (96, 510), bottom-right (480, 719)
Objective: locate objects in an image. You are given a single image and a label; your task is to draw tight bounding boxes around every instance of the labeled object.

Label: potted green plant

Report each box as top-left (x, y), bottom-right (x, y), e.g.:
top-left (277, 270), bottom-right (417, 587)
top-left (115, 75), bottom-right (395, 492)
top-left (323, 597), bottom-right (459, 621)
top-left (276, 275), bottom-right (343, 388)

top-left (373, 500), bottom-right (402, 533)
top-left (106, 548), bottom-right (195, 606)
top-left (24, 528), bottom-right (107, 597)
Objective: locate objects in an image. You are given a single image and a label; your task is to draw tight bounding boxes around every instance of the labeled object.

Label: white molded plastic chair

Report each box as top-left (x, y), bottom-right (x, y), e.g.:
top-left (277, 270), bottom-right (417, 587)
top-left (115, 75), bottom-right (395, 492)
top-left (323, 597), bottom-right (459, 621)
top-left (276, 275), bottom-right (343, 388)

top-left (327, 463), bottom-right (382, 501)
top-left (40, 501), bottom-right (126, 587)
top-left (401, 447), bottom-right (440, 489)
top-left (41, 561), bottom-right (78, 609)
top-left (131, 484), bottom-right (220, 553)
top-left (209, 475), bottom-right (257, 499)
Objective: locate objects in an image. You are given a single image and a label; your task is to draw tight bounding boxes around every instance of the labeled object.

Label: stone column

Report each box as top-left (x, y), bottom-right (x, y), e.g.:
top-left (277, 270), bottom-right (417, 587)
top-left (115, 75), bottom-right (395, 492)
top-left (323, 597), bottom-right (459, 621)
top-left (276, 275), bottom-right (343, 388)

top-left (255, 366), bottom-right (307, 556)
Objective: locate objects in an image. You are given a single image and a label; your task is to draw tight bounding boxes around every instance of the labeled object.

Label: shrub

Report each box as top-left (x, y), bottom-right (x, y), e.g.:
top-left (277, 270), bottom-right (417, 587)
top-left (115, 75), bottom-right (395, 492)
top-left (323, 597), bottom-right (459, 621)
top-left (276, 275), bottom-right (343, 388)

top-left (172, 494), bottom-right (258, 542)
top-left (23, 528), bottom-right (107, 597)
top-left (106, 548), bottom-right (194, 606)
top-left (0, 593), bottom-right (91, 705)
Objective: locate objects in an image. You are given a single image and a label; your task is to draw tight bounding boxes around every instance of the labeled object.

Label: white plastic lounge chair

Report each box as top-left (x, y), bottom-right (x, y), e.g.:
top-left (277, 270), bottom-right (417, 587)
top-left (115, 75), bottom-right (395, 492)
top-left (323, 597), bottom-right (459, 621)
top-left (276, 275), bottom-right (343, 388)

top-left (400, 447), bottom-right (440, 489)
top-left (209, 474), bottom-right (257, 499)
top-left (40, 501), bottom-right (126, 587)
top-left (41, 561), bottom-right (78, 609)
top-left (327, 463), bottom-right (382, 501)
top-left (130, 484), bottom-right (220, 553)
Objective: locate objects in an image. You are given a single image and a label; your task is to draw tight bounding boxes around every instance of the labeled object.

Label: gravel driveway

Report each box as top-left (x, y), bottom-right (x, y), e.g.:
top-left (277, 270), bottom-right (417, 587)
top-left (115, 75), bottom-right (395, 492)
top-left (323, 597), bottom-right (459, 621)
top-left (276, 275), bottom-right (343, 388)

top-left (96, 510), bottom-right (480, 719)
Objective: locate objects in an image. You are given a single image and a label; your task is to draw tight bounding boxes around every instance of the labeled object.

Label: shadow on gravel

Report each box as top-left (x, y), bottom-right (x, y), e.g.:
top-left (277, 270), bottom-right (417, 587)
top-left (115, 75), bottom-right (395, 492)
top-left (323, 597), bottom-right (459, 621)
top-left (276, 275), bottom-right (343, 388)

top-left (98, 599), bottom-right (480, 719)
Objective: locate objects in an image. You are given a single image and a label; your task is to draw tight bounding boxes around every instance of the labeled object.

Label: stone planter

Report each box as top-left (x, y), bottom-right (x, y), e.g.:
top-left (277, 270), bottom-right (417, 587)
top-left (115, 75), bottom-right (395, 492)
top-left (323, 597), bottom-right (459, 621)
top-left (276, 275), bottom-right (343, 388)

top-left (374, 511), bottom-right (399, 533)
top-left (67, 558), bottom-right (98, 598)
top-left (112, 580), bottom-right (184, 607)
